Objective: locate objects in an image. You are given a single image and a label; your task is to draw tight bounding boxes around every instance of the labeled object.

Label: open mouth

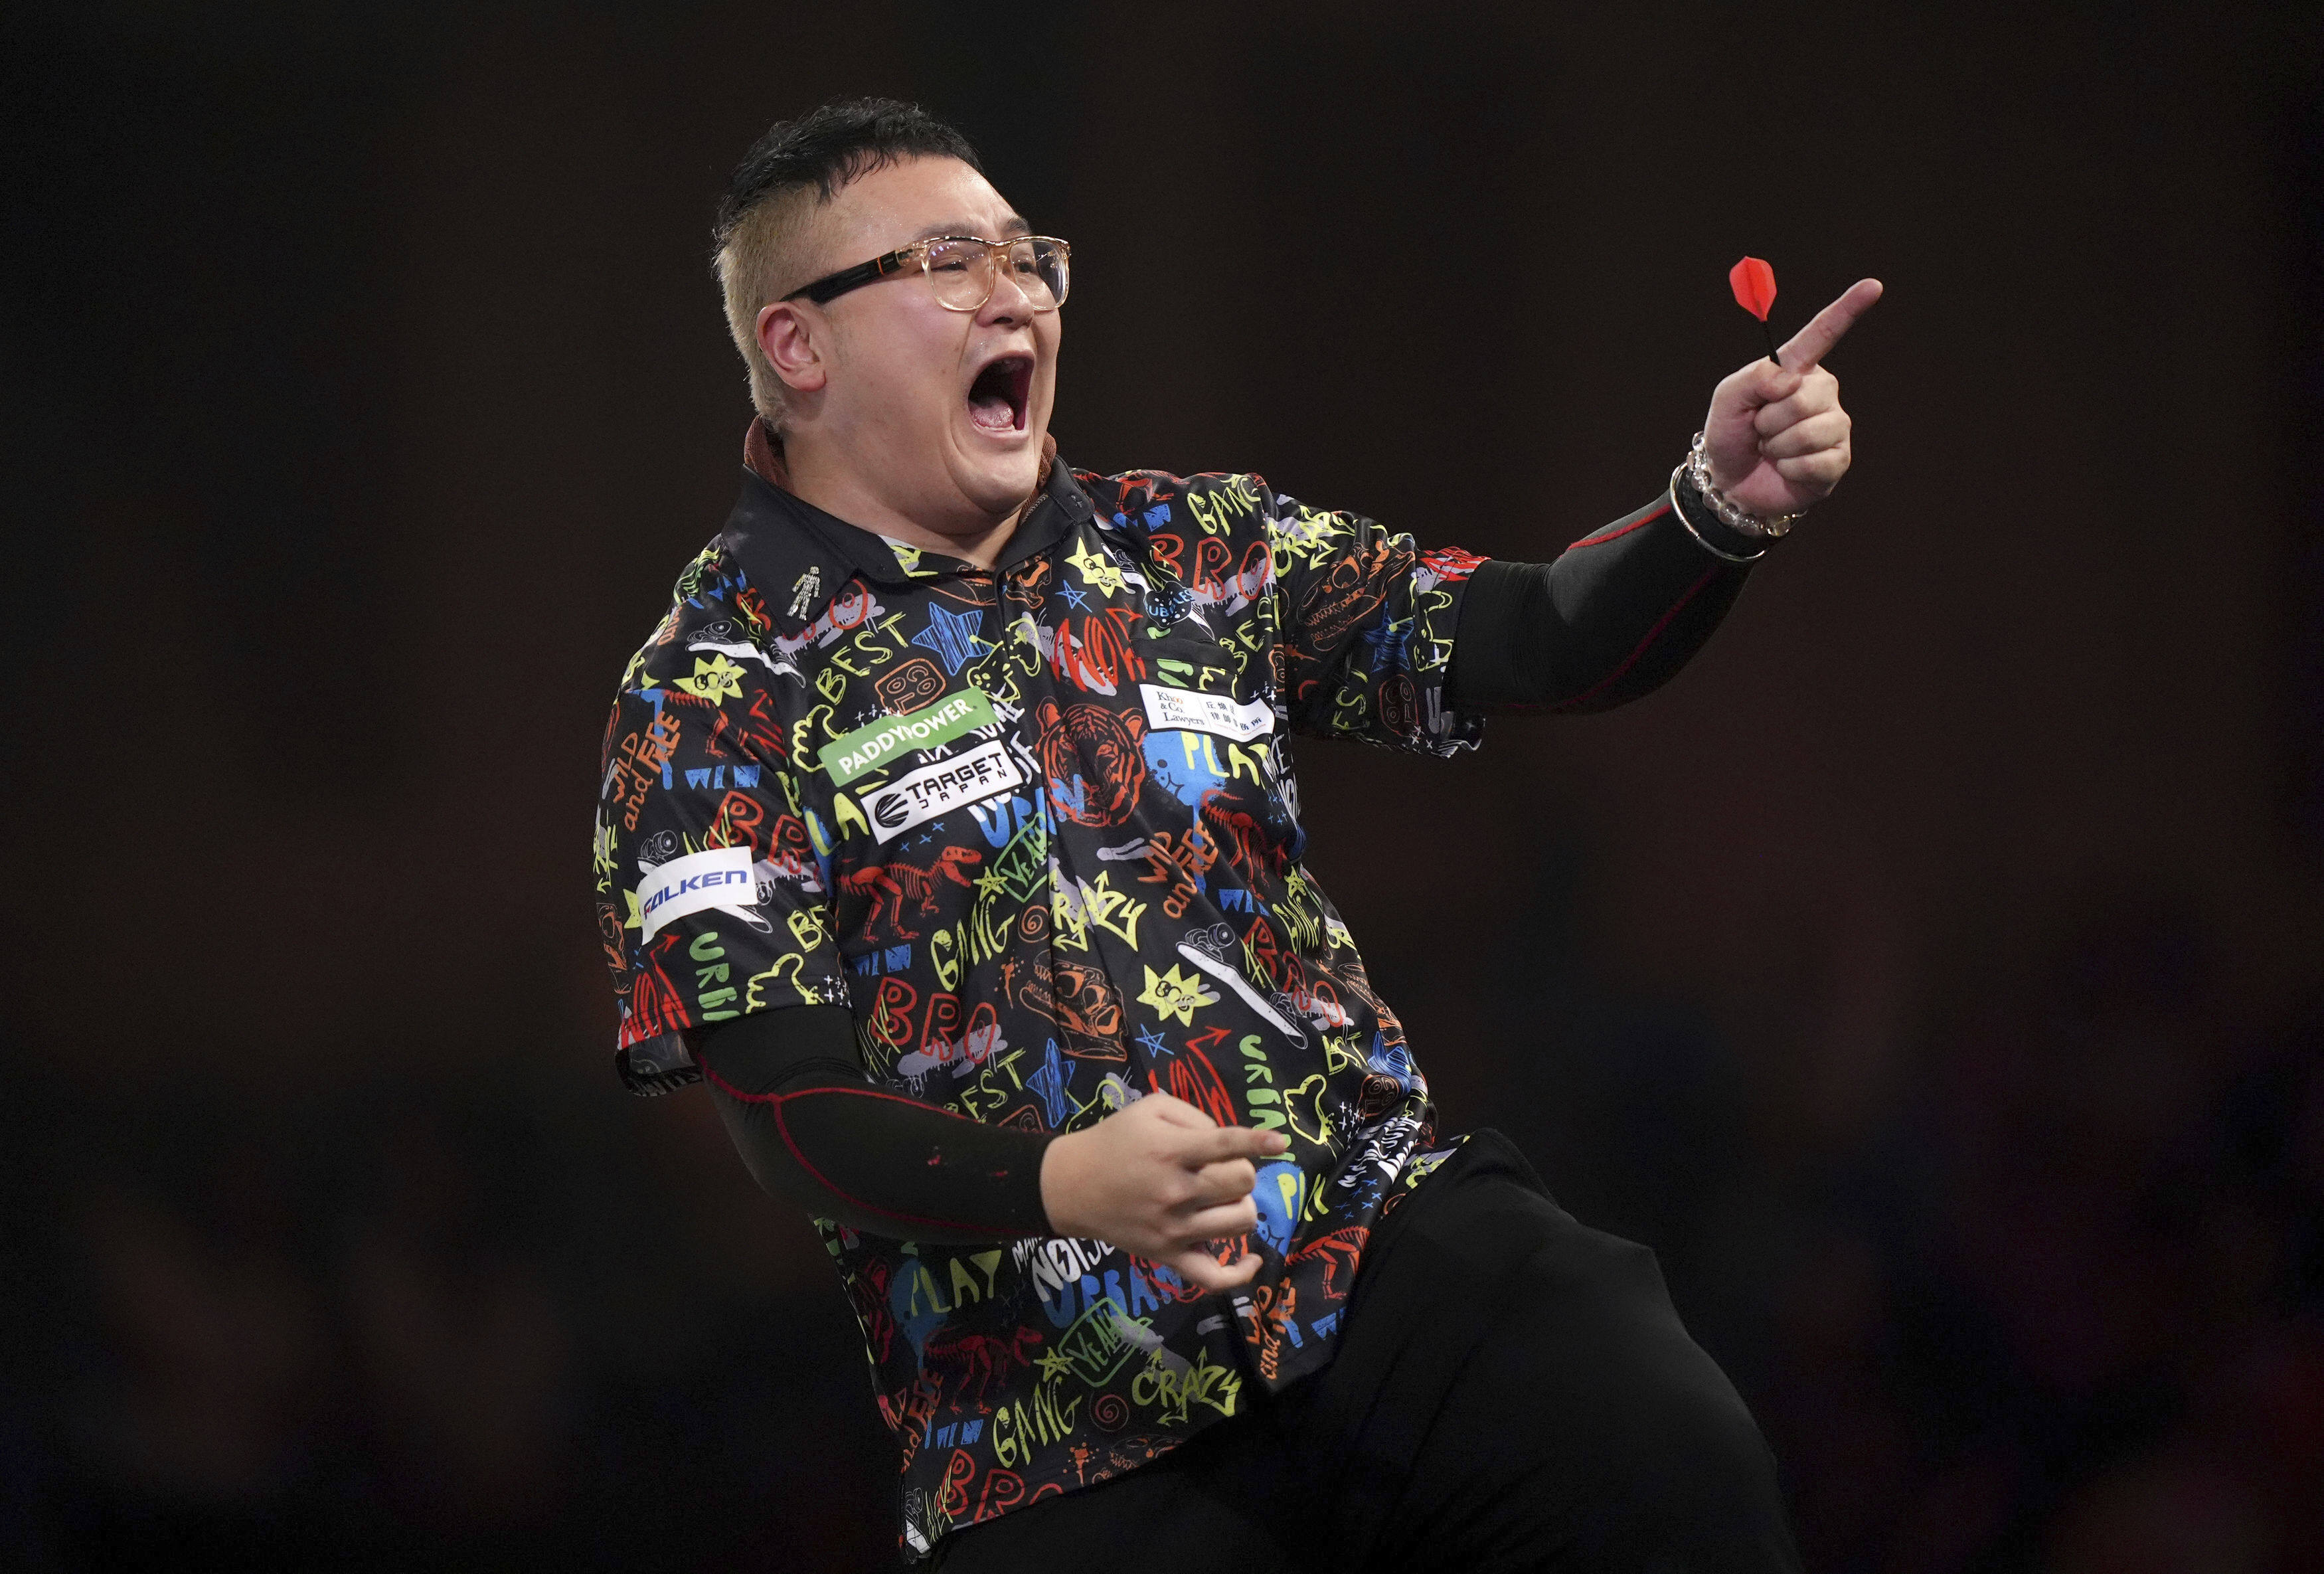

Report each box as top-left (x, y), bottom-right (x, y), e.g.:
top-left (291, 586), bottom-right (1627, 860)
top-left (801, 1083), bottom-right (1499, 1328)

top-left (967, 355), bottom-right (1033, 434)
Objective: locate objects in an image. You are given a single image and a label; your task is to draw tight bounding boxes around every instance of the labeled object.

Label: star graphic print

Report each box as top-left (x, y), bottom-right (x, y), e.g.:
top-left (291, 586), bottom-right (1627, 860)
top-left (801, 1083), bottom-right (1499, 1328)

top-left (593, 456), bottom-right (1484, 1557)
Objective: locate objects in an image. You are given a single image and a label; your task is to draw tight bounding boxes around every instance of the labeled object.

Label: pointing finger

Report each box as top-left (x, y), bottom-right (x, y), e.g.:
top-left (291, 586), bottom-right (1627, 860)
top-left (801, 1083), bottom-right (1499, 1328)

top-left (1178, 1157), bottom-right (1258, 1207)
top-left (1778, 278), bottom-right (1883, 372)
top-left (1144, 1093), bottom-right (1216, 1130)
top-left (1181, 1126), bottom-right (1289, 1167)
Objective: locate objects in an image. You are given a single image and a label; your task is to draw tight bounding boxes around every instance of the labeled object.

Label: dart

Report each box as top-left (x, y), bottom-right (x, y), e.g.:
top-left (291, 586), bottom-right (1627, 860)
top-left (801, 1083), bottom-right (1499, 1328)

top-left (1728, 256), bottom-right (1781, 367)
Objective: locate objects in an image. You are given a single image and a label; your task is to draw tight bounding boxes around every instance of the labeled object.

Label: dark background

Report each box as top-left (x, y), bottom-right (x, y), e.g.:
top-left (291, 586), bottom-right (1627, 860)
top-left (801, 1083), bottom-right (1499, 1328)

top-left (7, 1), bottom-right (2322, 1569)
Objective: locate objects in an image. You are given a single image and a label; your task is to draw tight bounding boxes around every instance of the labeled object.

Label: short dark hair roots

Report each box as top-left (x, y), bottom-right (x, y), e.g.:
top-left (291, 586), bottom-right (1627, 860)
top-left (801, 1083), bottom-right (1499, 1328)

top-left (713, 97), bottom-right (983, 254)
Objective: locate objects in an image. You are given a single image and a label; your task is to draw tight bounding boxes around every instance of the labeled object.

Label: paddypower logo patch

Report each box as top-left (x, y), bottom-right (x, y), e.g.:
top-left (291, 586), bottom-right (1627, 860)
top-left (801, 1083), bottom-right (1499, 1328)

top-left (819, 687), bottom-right (995, 786)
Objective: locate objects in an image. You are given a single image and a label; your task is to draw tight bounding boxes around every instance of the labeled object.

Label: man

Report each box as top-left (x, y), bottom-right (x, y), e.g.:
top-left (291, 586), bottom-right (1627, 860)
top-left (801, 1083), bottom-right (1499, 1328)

top-left (593, 98), bottom-right (1877, 1570)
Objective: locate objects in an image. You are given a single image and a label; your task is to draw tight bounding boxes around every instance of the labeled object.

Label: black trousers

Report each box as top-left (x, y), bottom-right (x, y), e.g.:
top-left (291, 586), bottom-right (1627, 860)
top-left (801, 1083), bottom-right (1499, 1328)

top-left (930, 1130), bottom-right (1801, 1574)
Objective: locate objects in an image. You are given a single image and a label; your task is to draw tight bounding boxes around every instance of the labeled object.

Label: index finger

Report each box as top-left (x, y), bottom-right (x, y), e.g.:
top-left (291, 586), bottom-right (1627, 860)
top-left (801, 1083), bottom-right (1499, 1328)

top-left (1143, 1093), bottom-right (1216, 1130)
top-left (1179, 1125), bottom-right (1288, 1168)
top-left (1778, 278), bottom-right (1883, 372)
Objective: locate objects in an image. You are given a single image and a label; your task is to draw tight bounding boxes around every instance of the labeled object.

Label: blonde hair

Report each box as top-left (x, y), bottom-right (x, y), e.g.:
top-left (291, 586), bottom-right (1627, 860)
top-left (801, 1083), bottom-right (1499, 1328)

top-left (714, 183), bottom-right (823, 429)
top-left (710, 99), bottom-right (986, 430)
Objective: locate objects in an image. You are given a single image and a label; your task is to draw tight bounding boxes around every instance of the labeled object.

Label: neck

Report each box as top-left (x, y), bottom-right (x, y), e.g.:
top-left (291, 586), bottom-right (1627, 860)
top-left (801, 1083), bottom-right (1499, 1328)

top-left (745, 418), bottom-right (1050, 571)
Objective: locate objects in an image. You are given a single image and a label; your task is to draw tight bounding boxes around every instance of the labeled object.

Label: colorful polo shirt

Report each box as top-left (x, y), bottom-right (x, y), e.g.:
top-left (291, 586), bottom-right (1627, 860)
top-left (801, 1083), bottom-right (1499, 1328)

top-left (592, 454), bottom-right (1483, 1555)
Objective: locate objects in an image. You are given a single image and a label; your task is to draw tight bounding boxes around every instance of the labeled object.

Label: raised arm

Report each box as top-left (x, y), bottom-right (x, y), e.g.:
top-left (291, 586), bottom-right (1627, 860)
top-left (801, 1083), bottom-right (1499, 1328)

top-left (1452, 279), bottom-right (1882, 712)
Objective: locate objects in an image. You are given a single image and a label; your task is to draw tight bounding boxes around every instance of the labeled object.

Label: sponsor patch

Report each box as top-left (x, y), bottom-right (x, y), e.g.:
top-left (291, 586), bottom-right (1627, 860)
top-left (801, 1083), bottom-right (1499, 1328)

top-left (637, 845), bottom-right (757, 941)
top-left (863, 740), bottom-right (1025, 844)
top-left (820, 687), bottom-right (996, 786)
top-left (1137, 683), bottom-right (1274, 742)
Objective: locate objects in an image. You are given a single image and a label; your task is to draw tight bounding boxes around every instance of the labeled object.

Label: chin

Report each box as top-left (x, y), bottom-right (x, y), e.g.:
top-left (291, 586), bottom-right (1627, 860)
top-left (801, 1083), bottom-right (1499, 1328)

top-left (951, 420), bottom-right (1048, 512)
top-left (963, 450), bottom-right (1044, 515)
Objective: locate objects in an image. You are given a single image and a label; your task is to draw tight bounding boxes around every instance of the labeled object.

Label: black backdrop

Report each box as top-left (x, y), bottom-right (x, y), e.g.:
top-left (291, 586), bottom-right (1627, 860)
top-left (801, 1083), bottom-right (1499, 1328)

top-left (7, 2), bottom-right (2323, 1568)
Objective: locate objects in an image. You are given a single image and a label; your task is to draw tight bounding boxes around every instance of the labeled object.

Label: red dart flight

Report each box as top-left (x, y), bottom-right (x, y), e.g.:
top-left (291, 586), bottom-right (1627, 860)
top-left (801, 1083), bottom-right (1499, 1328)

top-left (1728, 256), bottom-right (1781, 366)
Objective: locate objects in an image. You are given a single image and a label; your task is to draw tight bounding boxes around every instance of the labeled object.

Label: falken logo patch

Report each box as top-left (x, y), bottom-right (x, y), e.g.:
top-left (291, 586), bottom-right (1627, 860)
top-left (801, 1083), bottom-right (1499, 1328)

top-left (863, 741), bottom-right (1025, 844)
top-left (1138, 683), bottom-right (1274, 742)
top-left (637, 845), bottom-right (757, 941)
top-left (821, 687), bottom-right (996, 786)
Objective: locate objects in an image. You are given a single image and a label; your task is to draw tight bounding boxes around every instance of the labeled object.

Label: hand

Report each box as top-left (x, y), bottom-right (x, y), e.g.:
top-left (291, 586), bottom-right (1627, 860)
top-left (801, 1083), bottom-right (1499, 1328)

top-left (1702, 278), bottom-right (1884, 519)
top-left (1038, 1093), bottom-right (1287, 1292)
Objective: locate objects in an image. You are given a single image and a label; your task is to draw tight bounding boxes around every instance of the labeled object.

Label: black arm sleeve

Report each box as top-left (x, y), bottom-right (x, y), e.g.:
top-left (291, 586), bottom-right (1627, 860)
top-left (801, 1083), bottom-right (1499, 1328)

top-left (1448, 474), bottom-right (1764, 712)
top-left (697, 1007), bottom-right (1058, 1245)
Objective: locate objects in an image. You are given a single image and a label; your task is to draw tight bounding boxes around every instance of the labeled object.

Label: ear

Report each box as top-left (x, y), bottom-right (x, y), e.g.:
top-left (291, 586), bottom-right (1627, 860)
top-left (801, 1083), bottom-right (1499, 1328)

top-left (1036, 697), bottom-right (1062, 731)
top-left (757, 301), bottom-right (828, 395)
top-left (1124, 712), bottom-right (1145, 743)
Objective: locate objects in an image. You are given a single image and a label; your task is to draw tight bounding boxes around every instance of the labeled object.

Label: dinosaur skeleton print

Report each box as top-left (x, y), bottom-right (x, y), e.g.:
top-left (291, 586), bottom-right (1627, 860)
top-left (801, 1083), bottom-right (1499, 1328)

top-left (593, 453), bottom-right (1483, 1555)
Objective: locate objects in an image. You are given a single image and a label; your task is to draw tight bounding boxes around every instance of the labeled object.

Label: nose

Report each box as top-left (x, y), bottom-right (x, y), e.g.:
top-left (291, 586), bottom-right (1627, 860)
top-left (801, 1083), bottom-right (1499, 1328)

top-left (976, 257), bottom-right (1040, 327)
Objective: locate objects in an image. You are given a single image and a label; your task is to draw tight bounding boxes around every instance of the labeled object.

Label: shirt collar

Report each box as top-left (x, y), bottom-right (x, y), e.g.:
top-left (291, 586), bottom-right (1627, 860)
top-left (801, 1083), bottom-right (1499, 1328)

top-left (724, 419), bottom-right (1091, 632)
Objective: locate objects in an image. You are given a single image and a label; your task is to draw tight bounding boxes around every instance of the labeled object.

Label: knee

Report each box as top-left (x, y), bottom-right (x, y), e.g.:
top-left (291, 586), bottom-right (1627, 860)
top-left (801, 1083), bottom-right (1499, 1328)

top-left (1631, 1366), bottom-right (1779, 1500)
top-left (1503, 1263), bottom-right (1785, 1547)
top-left (1599, 1361), bottom-right (1794, 1568)
top-left (1440, 1334), bottom-right (1797, 1573)
top-left (1507, 1232), bottom-right (1767, 1490)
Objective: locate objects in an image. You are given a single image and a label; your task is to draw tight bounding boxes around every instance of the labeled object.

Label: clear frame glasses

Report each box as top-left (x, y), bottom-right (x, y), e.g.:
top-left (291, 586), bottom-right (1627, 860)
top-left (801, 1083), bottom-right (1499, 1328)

top-left (784, 234), bottom-right (1071, 313)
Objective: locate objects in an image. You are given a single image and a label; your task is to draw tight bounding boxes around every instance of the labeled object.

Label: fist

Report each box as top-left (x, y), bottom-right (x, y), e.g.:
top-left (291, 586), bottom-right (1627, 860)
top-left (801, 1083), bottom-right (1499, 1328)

top-left (1038, 1093), bottom-right (1288, 1292)
top-left (1702, 277), bottom-right (1882, 519)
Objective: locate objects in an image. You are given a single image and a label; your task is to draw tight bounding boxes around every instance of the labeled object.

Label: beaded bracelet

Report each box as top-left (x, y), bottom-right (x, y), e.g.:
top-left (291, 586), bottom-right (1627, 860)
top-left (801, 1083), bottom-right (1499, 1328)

top-left (1668, 464), bottom-right (1767, 564)
top-left (1685, 430), bottom-right (1800, 541)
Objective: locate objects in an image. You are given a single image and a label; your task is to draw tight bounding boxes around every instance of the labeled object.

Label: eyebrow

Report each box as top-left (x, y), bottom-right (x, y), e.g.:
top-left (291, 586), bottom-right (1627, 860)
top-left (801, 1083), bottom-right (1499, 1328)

top-left (908, 215), bottom-right (1032, 242)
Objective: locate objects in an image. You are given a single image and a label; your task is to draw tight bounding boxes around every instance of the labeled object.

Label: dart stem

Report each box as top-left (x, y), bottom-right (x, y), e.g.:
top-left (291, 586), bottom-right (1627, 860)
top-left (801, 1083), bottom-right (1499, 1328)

top-left (1762, 320), bottom-right (1781, 368)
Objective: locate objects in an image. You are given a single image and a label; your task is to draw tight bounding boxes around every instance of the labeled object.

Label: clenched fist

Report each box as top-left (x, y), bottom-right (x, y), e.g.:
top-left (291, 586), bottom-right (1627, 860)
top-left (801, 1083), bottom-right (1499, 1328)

top-left (1039, 1093), bottom-right (1287, 1292)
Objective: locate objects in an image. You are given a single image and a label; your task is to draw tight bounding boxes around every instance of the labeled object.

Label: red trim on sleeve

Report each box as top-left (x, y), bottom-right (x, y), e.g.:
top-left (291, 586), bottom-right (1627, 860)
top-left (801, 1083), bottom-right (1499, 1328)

top-left (1538, 564), bottom-right (1721, 713)
top-left (1562, 500), bottom-right (1669, 553)
top-left (699, 1059), bottom-right (1042, 1237)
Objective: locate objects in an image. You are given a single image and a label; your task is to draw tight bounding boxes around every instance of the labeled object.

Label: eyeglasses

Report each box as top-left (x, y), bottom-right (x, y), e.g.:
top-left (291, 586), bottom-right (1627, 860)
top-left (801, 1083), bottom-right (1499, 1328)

top-left (784, 234), bottom-right (1071, 313)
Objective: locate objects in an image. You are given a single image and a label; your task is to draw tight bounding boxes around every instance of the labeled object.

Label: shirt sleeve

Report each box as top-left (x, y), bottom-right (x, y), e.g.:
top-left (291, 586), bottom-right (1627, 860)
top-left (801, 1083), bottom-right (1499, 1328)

top-left (1444, 474), bottom-right (1760, 713)
top-left (594, 626), bottom-right (847, 1093)
top-left (1254, 480), bottom-right (1488, 756)
top-left (698, 1007), bottom-right (1057, 1244)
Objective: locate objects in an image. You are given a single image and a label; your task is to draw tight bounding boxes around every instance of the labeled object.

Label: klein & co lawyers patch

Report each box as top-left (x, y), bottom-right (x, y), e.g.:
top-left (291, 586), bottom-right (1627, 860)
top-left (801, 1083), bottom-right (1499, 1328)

top-left (1137, 682), bottom-right (1274, 742)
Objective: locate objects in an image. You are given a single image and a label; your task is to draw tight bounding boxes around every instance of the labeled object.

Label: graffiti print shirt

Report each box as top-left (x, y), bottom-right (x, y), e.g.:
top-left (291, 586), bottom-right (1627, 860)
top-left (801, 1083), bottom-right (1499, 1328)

top-left (594, 450), bottom-right (1663, 1555)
